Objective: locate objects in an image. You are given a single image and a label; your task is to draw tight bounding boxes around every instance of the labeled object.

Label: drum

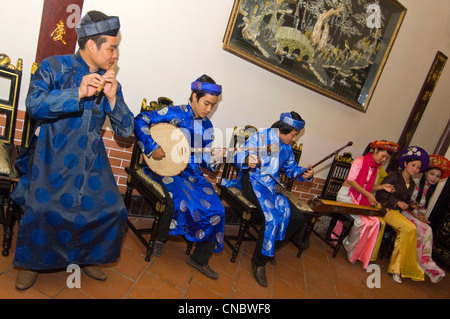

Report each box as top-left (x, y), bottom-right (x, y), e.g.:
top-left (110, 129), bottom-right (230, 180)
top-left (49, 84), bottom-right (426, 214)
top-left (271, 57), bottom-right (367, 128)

top-left (143, 123), bottom-right (191, 176)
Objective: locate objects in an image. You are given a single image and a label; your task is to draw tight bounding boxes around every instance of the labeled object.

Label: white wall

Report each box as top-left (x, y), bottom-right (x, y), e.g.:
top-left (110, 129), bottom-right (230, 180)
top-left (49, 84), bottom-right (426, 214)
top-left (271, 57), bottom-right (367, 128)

top-left (2, 0), bottom-right (449, 178)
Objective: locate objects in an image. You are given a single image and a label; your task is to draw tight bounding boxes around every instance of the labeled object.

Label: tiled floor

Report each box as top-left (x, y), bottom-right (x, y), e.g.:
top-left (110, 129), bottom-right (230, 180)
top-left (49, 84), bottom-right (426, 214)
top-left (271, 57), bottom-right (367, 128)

top-left (0, 217), bottom-right (449, 299)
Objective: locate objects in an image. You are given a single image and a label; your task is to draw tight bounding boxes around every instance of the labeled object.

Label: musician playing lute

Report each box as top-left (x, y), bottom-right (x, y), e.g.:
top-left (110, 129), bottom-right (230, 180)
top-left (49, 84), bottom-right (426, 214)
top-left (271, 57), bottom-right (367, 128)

top-left (223, 111), bottom-right (314, 287)
top-left (134, 75), bottom-right (224, 279)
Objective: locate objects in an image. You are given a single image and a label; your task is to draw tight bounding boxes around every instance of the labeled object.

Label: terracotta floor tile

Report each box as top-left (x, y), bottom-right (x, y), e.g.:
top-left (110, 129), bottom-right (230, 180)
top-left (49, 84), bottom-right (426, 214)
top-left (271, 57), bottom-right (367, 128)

top-left (306, 282), bottom-right (338, 299)
top-left (184, 281), bottom-right (225, 299)
top-left (0, 272), bottom-right (49, 299)
top-left (54, 286), bottom-right (93, 299)
top-left (146, 254), bottom-right (194, 289)
top-left (209, 246), bottom-right (240, 276)
top-left (31, 270), bottom-right (70, 298)
top-left (191, 268), bottom-right (235, 298)
top-left (111, 246), bottom-right (149, 281)
top-left (76, 267), bottom-right (134, 299)
top-left (127, 271), bottom-right (183, 299)
top-left (273, 276), bottom-right (307, 299)
top-left (303, 254), bottom-right (334, 284)
top-left (234, 265), bottom-right (273, 299)
top-left (1, 213), bottom-right (450, 299)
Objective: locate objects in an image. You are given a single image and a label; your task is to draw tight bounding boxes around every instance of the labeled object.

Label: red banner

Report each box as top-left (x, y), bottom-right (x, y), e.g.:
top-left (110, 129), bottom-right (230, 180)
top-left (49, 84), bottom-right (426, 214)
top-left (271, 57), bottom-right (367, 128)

top-left (35, 0), bottom-right (84, 64)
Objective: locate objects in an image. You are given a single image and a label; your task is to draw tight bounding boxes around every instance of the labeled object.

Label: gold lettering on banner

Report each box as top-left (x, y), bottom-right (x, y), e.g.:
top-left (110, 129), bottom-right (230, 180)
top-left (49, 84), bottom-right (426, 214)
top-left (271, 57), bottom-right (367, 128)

top-left (242, 211), bottom-right (251, 221)
top-left (51, 20), bottom-right (67, 45)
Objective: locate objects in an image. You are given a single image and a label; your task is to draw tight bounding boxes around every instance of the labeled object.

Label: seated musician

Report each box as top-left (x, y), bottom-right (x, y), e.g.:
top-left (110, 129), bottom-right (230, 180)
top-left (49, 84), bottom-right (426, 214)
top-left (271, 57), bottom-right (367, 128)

top-left (335, 140), bottom-right (399, 269)
top-left (375, 146), bottom-right (428, 284)
top-left (228, 111), bottom-right (314, 287)
top-left (133, 75), bottom-right (225, 279)
top-left (401, 154), bottom-right (449, 283)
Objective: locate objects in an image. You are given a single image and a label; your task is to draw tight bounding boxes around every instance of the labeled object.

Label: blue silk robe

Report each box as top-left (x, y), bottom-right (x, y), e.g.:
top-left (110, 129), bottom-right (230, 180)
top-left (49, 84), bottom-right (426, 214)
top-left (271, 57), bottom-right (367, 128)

top-left (11, 51), bottom-right (134, 270)
top-left (134, 104), bottom-right (225, 252)
top-left (224, 128), bottom-right (308, 257)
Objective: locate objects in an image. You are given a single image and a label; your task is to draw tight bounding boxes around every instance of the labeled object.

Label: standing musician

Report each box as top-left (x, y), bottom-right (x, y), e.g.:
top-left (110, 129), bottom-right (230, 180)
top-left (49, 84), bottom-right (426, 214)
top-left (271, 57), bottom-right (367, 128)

top-left (11, 11), bottom-right (135, 290)
top-left (134, 75), bottom-right (224, 280)
top-left (227, 111), bottom-right (314, 287)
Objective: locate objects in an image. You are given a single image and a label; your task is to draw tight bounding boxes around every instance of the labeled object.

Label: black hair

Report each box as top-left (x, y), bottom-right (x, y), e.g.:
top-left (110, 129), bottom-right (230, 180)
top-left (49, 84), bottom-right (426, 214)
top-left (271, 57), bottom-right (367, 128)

top-left (414, 167), bottom-right (441, 208)
top-left (78, 34), bottom-right (108, 50)
top-left (405, 157), bottom-right (422, 165)
top-left (189, 74), bottom-right (217, 102)
top-left (270, 111), bottom-right (303, 134)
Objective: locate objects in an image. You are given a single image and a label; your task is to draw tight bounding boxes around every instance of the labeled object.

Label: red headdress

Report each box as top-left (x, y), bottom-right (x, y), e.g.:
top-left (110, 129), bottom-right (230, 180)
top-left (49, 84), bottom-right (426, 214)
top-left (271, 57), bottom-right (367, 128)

top-left (369, 140), bottom-right (400, 153)
top-left (429, 154), bottom-right (450, 179)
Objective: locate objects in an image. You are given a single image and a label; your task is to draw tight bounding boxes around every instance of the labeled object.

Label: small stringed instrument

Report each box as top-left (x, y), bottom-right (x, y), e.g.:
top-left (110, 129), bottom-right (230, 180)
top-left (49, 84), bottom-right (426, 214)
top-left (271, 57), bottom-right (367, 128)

top-left (273, 141), bottom-right (353, 192)
top-left (143, 123), bottom-right (276, 177)
top-left (309, 198), bottom-right (387, 217)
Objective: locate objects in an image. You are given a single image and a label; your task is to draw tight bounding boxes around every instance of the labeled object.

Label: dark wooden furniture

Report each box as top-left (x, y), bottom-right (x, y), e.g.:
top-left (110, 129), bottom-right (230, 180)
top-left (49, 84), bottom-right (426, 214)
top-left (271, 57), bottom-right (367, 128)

top-left (123, 97), bottom-right (192, 261)
top-left (314, 153), bottom-right (355, 257)
top-left (309, 198), bottom-right (386, 217)
top-left (310, 198), bottom-right (386, 258)
top-left (428, 177), bottom-right (450, 271)
top-left (216, 126), bottom-right (318, 262)
top-left (0, 60), bottom-right (23, 257)
top-left (216, 126), bottom-right (259, 262)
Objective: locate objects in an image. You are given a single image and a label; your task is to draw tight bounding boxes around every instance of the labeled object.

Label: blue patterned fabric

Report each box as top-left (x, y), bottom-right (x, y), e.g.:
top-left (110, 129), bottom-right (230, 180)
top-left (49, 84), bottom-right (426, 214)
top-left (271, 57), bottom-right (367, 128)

top-left (280, 112), bottom-right (305, 131)
top-left (11, 51), bottom-right (134, 270)
top-left (134, 104), bottom-right (225, 252)
top-left (223, 128), bottom-right (308, 257)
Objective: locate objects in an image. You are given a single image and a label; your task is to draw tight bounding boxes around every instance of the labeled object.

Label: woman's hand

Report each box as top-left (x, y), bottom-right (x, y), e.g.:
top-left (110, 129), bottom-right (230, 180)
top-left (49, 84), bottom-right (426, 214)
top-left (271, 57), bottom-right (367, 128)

top-left (382, 184), bottom-right (396, 193)
top-left (397, 201), bottom-right (409, 210)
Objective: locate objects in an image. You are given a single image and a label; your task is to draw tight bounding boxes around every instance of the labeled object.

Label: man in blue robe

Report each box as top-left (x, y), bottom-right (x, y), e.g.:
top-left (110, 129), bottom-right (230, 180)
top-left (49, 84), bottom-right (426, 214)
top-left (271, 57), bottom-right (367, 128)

top-left (11, 11), bottom-right (134, 290)
top-left (134, 75), bottom-right (224, 279)
top-left (229, 112), bottom-right (314, 287)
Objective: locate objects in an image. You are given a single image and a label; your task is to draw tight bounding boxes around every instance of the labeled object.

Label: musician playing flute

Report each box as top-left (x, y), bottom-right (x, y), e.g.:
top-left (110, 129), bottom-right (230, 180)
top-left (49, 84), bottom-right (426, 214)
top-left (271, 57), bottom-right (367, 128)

top-left (134, 75), bottom-right (224, 279)
top-left (375, 146), bottom-right (428, 284)
top-left (11, 11), bottom-right (134, 290)
top-left (226, 112), bottom-right (314, 287)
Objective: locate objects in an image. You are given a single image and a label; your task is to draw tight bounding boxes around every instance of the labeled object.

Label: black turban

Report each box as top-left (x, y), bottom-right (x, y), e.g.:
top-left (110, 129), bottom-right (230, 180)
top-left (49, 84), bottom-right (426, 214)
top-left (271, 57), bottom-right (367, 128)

top-left (75, 10), bottom-right (120, 39)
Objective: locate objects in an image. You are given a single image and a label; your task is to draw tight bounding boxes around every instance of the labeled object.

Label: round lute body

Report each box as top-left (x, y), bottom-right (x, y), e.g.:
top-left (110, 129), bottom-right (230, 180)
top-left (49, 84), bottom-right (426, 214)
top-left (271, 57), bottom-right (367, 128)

top-left (143, 123), bottom-right (191, 176)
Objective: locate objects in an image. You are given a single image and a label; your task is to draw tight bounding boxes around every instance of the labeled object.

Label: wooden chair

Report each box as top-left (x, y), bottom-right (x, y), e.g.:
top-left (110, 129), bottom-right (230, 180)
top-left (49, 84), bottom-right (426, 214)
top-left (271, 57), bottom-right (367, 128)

top-left (315, 152), bottom-right (355, 257)
top-left (217, 127), bottom-right (318, 262)
top-left (216, 126), bottom-right (260, 262)
top-left (123, 97), bottom-right (192, 261)
top-left (375, 167), bottom-right (396, 260)
top-left (278, 144), bottom-right (319, 257)
top-left (377, 225), bottom-right (396, 259)
top-left (0, 56), bottom-right (23, 256)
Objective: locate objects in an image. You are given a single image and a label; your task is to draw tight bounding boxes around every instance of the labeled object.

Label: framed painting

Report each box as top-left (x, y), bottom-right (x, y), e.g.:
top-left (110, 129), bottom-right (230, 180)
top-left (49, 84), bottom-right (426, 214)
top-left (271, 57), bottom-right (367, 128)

top-left (0, 63), bottom-right (22, 144)
top-left (223, 0), bottom-right (407, 112)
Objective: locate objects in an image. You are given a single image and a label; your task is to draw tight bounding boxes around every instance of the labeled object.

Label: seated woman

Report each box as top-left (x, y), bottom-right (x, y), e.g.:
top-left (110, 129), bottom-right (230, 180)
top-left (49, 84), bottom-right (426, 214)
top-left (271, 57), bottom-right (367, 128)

top-left (375, 146), bottom-right (429, 284)
top-left (336, 140), bottom-right (399, 269)
top-left (401, 154), bottom-right (449, 283)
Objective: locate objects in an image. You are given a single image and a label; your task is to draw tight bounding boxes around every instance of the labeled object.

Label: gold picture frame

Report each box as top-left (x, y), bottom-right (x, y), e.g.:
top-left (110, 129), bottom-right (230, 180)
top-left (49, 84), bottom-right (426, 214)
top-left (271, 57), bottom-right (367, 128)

top-left (223, 0), bottom-right (407, 112)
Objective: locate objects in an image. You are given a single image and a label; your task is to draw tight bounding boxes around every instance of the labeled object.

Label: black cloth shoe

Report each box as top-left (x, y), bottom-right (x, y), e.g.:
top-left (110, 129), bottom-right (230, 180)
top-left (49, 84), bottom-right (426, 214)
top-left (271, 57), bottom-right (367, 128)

top-left (153, 241), bottom-right (164, 257)
top-left (186, 256), bottom-right (219, 279)
top-left (252, 259), bottom-right (268, 287)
